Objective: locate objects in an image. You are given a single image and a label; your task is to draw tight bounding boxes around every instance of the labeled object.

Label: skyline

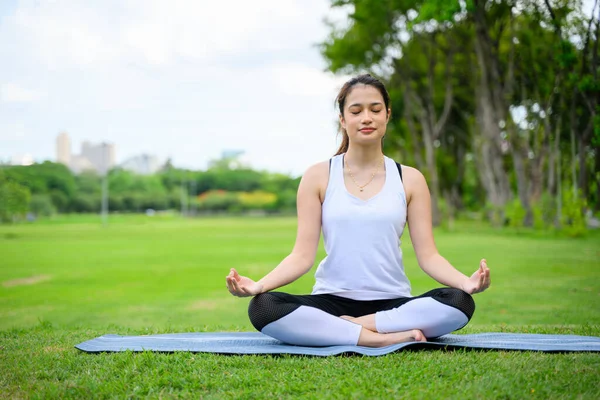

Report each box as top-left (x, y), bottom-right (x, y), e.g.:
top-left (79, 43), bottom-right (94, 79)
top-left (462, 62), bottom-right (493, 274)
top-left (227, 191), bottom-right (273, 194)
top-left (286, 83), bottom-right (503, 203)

top-left (0, 0), bottom-right (352, 177)
top-left (2, 1), bottom-right (596, 177)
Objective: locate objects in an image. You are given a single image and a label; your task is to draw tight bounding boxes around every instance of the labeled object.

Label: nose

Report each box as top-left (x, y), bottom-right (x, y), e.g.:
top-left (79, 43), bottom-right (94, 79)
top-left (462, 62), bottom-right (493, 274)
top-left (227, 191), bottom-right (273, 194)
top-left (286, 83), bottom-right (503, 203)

top-left (361, 110), bottom-right (373, 124)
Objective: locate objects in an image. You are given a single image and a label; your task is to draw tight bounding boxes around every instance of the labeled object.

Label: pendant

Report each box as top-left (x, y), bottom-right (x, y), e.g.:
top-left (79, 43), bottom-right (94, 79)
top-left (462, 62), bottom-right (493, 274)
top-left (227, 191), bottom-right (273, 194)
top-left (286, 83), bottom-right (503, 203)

top-left (360, 188), bottom-right (364, 192)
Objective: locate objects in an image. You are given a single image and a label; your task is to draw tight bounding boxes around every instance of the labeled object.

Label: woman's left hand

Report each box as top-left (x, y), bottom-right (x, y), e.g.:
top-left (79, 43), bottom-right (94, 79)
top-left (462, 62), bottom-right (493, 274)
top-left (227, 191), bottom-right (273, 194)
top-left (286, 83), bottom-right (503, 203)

top-left (461, 259), bottom-right (491, 294)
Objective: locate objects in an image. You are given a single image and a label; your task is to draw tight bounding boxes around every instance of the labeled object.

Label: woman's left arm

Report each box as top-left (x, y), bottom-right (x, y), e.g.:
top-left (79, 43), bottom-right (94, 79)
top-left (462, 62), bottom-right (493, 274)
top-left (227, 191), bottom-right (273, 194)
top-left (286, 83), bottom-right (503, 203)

top-left (404, 166), bottom-right (490, 294)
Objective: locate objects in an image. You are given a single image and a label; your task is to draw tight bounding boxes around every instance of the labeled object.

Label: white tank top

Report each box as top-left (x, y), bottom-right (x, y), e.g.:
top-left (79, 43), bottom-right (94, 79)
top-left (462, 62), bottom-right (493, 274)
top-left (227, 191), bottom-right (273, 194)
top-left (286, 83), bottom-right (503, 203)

top-left (311, 154), bottom-right (412, 300)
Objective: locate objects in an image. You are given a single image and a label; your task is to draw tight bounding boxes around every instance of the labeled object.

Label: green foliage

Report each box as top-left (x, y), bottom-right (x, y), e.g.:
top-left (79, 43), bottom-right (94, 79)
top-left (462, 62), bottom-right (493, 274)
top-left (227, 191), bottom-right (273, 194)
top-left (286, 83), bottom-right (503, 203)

top-left (196, 190), bottom-right (242, 212)
top-left (0, 175), bottom-right (31, 222)
top-left (29, 194), bottom-right (56, 217)
top-left (0, 162), bottom-right (301, 217)
top-left (238, 191), bottom-right (278, 211)
top-left (3, 162), bottom-right (76, 198)
top-left (322, 0), bottom-right (597, 232)
top-left (531, 193), bottom-right (557, 230)
top-left (195, 190), bottom-right (281, 213)
top-left (74, 171), bottom-right (101, 195)
top-left (414, 0), bottom-right (467, 23)
top-left (275, 189), bottom-right (297, 211)
top-left (560, 189), bottom-right (587, 237)
top-left (483, 201), bottom-right (506, 227)
top-left (504, 198), bottom-right (527, 228)
top-left (70, 193), bottom-right (100, 213)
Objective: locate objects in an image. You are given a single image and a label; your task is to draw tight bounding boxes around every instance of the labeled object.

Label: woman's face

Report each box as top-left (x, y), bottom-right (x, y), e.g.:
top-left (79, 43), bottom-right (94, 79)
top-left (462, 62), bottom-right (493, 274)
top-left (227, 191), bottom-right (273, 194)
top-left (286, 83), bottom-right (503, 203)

top-left (340, 84), bottom-right (390, 146)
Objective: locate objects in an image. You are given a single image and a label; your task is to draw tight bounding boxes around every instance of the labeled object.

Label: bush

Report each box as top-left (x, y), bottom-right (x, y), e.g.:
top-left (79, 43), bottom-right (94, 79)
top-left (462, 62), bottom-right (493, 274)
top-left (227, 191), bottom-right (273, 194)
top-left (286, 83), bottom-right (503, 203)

top-left (0, 180), bottom-right (31, 222)
top-left (503, 198), bottom-right (526, 227)
top-left (139, 193), bottom-right (168, 211)
top-left (238, 191), bottom-right (277, 211)
top-left (560, 190), bottom-right (587, 237)
top-left (29, 194), bottom-right (56, 217)
top-left (197, 190), bottom-right (241, 212)
top-left (532, 193), bottom-right (556, 230)
top-left (276, 189), bottom-right (297, 211)
top-left (108, 195), bottom-right (124, 211)
top-left (70, 193), bottom-right (100, 213)
top-left (49, 189), bottom-right (69, 213)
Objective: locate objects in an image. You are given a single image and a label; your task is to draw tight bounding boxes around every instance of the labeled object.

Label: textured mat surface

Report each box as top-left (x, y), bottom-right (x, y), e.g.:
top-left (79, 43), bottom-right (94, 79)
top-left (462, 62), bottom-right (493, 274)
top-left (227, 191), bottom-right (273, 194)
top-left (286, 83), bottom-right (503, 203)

top-left (75, 332), bottom-right (600, 356)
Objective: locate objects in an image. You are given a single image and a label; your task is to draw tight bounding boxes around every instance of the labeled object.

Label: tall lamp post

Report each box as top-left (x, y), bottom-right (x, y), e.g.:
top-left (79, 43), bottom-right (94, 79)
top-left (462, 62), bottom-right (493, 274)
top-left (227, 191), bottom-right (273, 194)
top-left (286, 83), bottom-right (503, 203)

top-left (101, 143), bottom-right (109, 227)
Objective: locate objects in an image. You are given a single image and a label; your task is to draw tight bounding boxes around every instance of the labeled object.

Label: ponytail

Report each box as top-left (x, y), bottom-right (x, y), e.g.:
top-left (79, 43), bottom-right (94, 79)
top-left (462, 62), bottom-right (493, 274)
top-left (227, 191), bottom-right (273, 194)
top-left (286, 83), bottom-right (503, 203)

top-left (334, 129), bottom-right (349, 156)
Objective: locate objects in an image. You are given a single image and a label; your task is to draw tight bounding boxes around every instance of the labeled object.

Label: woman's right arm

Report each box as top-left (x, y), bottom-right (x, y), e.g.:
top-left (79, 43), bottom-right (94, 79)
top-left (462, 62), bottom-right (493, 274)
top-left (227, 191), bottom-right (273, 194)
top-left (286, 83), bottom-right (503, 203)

top-left (226, 162), bottom-right (327, 297)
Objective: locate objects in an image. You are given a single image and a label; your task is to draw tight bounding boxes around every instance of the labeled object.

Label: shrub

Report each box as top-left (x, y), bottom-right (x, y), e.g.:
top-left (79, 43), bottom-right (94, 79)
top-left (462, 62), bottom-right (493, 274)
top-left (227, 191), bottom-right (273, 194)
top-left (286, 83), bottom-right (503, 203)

top-left (504, 198), bottom-right (526, 228)
top-left (197, 190), bottom-right (240, 212)
top-left (560, 190), bottom-right (587, 237)
top-left (532, 193), bottom-right (556, 230)
top-left (238, 191), bottom-right (277, 211)
top-left (29, 194), bottom-right (56, 217)
top-left (0, 180), bottom-right (31, 222)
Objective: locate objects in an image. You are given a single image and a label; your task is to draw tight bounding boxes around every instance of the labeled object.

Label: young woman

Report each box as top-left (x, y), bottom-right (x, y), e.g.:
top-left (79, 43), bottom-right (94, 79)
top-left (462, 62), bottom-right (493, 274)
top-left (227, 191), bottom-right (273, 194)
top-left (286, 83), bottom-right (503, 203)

top-left (226, 74), bottom-right (491, 347)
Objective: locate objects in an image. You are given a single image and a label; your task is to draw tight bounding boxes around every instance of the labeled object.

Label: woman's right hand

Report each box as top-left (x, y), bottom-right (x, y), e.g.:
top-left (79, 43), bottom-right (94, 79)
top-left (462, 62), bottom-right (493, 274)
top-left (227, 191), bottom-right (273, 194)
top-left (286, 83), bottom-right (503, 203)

top-left (226, 268), bottom-right (263, 297)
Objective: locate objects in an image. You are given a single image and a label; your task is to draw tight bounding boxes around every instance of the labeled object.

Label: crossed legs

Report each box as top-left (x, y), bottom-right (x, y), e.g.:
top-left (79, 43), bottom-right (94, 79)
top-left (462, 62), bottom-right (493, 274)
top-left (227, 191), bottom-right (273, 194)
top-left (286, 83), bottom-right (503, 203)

top-left (248, 288), bottom-right (475, 348)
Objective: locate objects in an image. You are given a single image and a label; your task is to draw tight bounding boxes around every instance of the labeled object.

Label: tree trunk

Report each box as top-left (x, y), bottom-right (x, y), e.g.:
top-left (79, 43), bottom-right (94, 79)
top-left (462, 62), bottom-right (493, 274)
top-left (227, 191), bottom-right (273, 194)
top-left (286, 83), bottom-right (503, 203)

top-left (472, 0), bottom-right (512, 222)
top-left (510, 140), bottom-right (533, 226)
top-left (402, 89), bottom-right (425, 171)
top-left (570, 96), bottom-right (578, 199)
top-left (420, 110), bottom-right (441, 226)
top-left (578, 116), bottom-right (594, 202)
top-left (554, 116), bottom-right (563, 226)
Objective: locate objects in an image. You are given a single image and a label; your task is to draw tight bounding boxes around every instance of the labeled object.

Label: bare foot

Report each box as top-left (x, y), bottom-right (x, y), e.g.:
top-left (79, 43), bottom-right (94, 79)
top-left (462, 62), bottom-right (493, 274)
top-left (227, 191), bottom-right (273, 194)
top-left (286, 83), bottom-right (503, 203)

top-left (357, 328), bottom-right (427, 347)
top-left (383, 329), bottom-right (426, 346)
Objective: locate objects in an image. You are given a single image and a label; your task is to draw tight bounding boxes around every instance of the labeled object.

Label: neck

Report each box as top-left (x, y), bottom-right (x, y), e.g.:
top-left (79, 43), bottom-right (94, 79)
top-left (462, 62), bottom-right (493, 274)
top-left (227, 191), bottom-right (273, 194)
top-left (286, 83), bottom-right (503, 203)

top-left (345, 144), bottom-right (384, 168)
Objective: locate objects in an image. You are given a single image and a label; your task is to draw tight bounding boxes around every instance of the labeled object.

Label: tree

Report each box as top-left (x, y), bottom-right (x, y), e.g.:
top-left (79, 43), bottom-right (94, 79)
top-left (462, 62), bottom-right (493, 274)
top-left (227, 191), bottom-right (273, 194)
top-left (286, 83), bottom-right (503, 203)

top-left (321, 0), bottom-right (598, 226)
top-left (0, 170), bottom-right (31, 222)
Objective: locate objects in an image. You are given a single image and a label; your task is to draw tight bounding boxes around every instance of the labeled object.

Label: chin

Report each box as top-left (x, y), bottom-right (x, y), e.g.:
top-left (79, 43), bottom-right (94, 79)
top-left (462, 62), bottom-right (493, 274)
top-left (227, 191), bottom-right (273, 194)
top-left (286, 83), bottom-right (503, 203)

top-left (354, 134), bottom-right (384, 143)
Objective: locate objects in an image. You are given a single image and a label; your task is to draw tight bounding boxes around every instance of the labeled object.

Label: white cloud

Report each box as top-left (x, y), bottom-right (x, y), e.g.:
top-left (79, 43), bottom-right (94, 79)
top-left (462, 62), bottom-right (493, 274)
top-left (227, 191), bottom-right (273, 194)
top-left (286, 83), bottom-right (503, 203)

top-left (0, 122), bottom-right (27, 140)
top-left (5, 0), bottom-right (330, 69)
top-left (1, 83), bottom-right (45, 103)
top-left (0, 0), bottom-right (352, 174)
top-left (270, 63), bottom-right (351, 98)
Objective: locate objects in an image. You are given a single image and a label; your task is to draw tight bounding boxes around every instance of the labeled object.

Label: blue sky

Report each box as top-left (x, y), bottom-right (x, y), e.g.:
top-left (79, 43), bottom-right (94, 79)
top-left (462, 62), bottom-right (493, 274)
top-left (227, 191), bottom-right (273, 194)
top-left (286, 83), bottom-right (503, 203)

top-left (0, 0), bottom-right (351, 176)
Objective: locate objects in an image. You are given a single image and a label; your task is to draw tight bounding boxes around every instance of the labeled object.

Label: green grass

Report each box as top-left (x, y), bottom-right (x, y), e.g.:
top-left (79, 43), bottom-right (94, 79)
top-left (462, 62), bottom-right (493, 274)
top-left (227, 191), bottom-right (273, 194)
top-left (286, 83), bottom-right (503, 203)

top-left (1, 215), bottom-right (599, 399)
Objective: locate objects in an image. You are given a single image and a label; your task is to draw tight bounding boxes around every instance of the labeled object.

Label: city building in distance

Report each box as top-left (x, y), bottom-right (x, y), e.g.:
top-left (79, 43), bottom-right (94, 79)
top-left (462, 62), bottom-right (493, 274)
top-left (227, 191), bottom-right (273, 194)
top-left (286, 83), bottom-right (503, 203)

top-left (56, 132), bottom-right (115, 175)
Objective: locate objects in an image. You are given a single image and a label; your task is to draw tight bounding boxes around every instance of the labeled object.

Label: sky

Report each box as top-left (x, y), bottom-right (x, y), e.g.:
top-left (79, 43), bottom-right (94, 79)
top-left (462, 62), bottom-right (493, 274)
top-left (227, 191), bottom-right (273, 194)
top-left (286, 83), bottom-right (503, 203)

top-left (0, 0), bottom-right (353, 176)
top-left (1, 1), bottom-right (596, 177)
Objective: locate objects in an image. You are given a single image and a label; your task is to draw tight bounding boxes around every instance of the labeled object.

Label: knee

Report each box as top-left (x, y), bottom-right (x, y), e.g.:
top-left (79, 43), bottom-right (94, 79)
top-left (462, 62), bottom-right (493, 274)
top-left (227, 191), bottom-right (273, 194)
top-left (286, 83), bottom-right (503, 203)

top-left (248, 293), bottom-right (276, 331)
top-left (248, 292), bottom-right (299, 332)
top-left (430, 288), bottom-right (476, 320)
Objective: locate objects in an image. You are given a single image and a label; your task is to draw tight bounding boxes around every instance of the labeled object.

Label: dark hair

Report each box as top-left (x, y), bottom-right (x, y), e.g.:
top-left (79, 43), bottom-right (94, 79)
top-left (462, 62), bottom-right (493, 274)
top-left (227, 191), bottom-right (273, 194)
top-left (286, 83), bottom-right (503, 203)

top-left (334, 74), bottom-right (391, 156)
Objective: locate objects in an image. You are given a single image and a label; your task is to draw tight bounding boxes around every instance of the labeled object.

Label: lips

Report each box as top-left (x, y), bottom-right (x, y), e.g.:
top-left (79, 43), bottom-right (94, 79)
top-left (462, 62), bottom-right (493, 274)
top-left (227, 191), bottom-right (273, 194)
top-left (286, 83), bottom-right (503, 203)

top-left (359, 128), bottom-right (376, 133)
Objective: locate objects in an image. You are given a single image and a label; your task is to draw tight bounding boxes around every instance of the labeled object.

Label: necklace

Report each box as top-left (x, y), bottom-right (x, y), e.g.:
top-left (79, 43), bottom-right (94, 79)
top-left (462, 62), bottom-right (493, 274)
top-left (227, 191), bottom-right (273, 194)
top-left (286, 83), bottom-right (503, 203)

top-left (345, 156), bottom-right (384, 192)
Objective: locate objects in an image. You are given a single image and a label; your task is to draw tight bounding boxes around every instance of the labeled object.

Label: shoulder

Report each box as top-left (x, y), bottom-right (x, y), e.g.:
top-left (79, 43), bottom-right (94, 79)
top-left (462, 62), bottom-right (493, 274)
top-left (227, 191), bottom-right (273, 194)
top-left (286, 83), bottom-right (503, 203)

top-left (302, 160), bottom-right (330, 181)
top-left (398, 165), bottom-right (428, 203)
top-left (299, 160), bottom-right (330, 202)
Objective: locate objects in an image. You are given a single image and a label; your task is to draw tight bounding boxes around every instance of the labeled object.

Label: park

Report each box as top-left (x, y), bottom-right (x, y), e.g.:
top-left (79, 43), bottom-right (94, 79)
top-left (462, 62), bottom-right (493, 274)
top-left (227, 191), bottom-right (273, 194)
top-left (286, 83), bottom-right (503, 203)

top-left (1, 215), bottom-right (599, 398)
top-left (1, 0), bottom-right (600, 398)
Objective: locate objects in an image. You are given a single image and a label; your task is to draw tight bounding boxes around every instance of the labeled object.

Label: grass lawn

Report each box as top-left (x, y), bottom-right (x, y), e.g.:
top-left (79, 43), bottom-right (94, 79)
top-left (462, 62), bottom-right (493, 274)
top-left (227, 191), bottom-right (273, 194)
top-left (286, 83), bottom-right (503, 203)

top-left (1, 214), bottom-right (599, 399)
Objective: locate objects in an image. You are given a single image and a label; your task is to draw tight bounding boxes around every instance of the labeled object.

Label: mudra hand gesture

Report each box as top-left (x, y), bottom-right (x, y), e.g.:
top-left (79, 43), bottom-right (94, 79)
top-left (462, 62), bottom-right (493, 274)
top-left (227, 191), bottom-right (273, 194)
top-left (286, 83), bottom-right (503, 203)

top-left (461, 259), bottom-right (491, 294)
top-left (226, 268), bottom-right (263, 297)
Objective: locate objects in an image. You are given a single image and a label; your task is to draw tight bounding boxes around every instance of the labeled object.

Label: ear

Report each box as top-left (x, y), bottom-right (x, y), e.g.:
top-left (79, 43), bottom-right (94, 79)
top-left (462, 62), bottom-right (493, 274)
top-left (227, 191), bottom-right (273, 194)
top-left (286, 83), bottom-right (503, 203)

top-left (339, 114), bottom-right (346, 131)
top-left (386, 108), bottom-right (392, 123)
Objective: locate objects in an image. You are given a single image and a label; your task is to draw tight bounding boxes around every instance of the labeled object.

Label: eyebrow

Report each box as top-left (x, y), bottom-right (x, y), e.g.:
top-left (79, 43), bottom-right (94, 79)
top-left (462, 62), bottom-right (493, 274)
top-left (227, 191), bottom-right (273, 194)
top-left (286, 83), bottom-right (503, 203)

top-left (348, 102), bottom-right (384, 108)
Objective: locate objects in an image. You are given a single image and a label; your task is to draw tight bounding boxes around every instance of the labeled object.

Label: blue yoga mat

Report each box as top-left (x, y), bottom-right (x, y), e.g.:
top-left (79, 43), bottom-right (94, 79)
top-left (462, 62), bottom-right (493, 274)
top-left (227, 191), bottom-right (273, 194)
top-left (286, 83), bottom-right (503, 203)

top-left (75, 332), bottom-right (600, 356)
